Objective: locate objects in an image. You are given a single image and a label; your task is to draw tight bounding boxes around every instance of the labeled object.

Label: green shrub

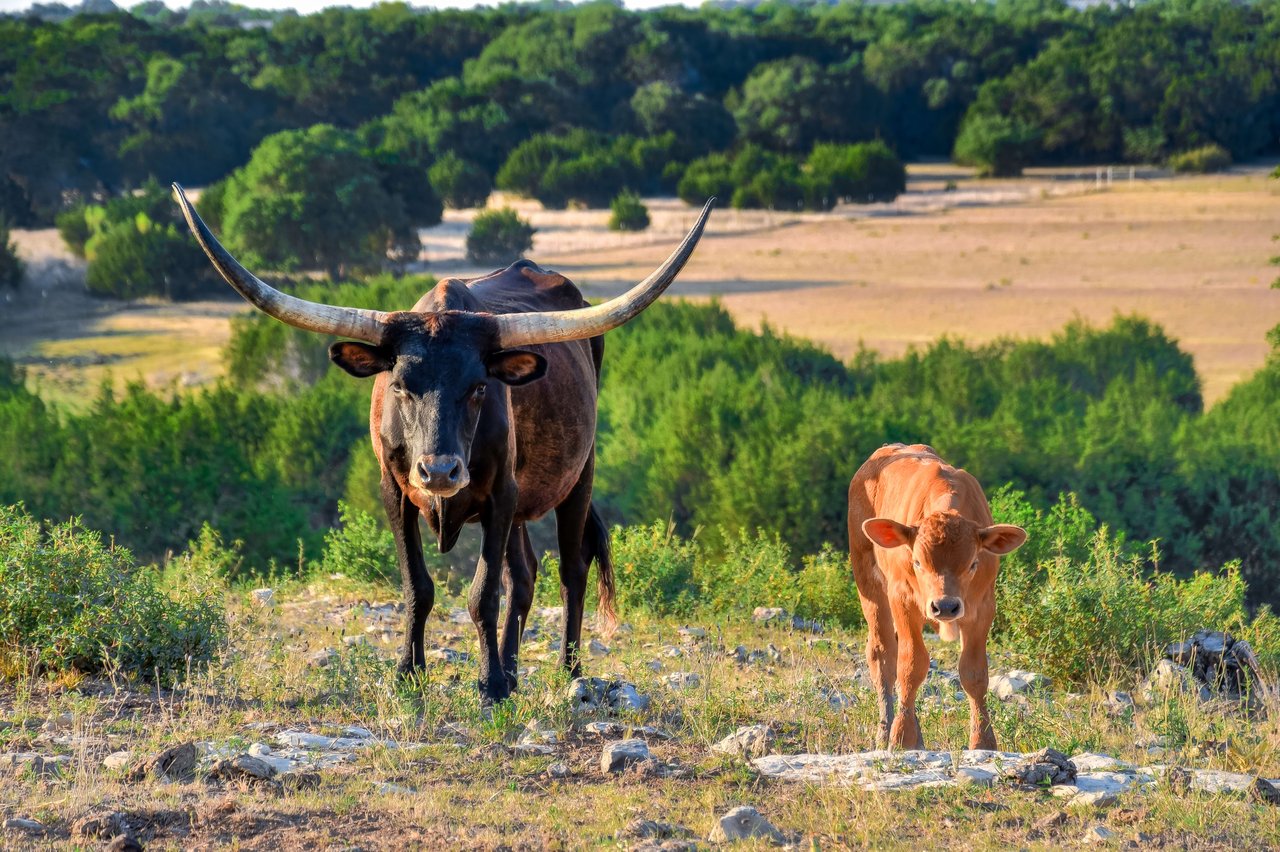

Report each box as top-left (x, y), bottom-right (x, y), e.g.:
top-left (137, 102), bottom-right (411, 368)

top-left (0, 503), bottom-right (226, 680)
top-left (610, 521), bottom-right (699, 616)
top-left (1168, 144), bottom-right (1231, 174)
top-left (677, 153), bottom-right (734, 207)
top-left (953, 113), bottom-right (1041, 177)
top-left (0, 217), bottom-right (22, 289)
top-left (699, 528), bottom-right (800, 614)
top-left (84, 212), bottom-right (217, 300)
top-left (466, 208), bottom-right (534, 265)
top-left (608, 191), bottom-right (650, 232)
top-left (320, 501), bottom-right (397, 586)
top-left (990, 489), bottom-right (1279, 683)
top-left (429, 153), bottom-right (492, 209)
top-left (793, 544), bottom-right (863, 629)
top-left (56, 206), bottom-right (92, 258)
top-left (806, 141), bottom-right (906, 204)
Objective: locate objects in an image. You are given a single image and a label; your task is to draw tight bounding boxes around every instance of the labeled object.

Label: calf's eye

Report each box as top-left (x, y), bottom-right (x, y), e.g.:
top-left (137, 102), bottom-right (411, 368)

top-left (472, 384), bottom-right (487, 400)
top-left (970, 559), bottom-right (979, 571)
top-left (390, 381), bottom-right (406, 397)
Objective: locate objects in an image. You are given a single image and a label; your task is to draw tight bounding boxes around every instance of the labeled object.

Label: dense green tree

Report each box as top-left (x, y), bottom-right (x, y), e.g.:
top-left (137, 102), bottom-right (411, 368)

top-left (219, 124), bottom-right (413, 278)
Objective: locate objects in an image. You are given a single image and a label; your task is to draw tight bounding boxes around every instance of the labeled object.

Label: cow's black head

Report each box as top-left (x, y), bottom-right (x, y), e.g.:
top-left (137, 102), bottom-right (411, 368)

top-left (329, 312), bottom-right (546, 497)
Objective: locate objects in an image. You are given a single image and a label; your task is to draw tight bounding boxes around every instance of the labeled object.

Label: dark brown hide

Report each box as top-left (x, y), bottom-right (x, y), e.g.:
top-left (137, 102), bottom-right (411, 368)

top-left (357, 261), bottom-right (614, 702)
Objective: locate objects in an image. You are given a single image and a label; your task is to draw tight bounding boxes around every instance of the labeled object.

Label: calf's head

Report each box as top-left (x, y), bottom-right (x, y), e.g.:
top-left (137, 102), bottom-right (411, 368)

top-left (170, 183), bottom-right (712, 499)
top-left (863, 511), bottom-right (1025, 632)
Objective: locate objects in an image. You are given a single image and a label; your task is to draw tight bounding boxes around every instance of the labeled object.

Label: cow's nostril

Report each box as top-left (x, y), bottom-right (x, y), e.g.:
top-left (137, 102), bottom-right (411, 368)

top-left (448, 460), bottom-right (464, 483)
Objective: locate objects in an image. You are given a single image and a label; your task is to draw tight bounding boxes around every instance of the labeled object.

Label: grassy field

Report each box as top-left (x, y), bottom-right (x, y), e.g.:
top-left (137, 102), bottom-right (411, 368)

top-left (2, 577), bottom-right (1278, 849)
top-left (4, 166), bottom-right (1278, 408)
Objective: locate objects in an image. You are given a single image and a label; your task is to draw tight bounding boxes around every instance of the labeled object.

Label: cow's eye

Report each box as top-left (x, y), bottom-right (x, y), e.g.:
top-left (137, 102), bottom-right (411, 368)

top-left (912, 559), bottom-right (921, 570)
top-left (390, 381), bottom-right (406, 397)
top-left (970, 559), bottom-right (979, 571)
top-left (472, 383), bottom-right (487, 400)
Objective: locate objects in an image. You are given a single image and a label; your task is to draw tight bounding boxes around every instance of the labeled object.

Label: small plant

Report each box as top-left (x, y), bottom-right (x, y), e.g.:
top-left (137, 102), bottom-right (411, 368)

top-left (0, 503), bottom-right (227, 681)
top-left (320, 501), bottom-right (398, 586)
top-left (608, 191), bottom-right (650, 232)
top-left (1167, 144), bottom-right (1231, 174)
top-left (0, 215), bottom-right (22, 289)
top-left (466, 208), bottom-right (534, 265)
top-left (610, 521), bottom-right (698, 615)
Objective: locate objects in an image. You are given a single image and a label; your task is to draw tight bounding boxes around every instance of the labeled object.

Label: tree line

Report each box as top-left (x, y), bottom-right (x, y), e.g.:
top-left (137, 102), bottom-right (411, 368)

top-left (4, 0), bottom-right (1279, 230)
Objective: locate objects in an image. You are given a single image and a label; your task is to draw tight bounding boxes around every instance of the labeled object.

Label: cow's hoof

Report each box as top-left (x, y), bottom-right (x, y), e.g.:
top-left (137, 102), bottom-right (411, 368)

top-left (478, 679), bottom-right (512, 706)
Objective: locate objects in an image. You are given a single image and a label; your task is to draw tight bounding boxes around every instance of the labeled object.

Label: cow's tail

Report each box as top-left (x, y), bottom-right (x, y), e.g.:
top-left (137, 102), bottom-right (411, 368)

top-left (584, 502), bottom-right (617, 638)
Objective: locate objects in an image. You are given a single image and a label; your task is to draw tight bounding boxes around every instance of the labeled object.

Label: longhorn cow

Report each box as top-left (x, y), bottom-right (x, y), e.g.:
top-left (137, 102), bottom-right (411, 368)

top-left (173, 184), bottom-right (712, 702)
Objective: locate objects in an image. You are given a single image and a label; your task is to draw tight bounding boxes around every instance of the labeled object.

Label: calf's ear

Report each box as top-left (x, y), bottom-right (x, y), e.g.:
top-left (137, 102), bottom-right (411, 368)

top-left (330, 341), bottom-right (394, 378)
top-left (486, 349), bottom-right (548, 386)
top-left (862, 518), bottom-right (916, 549)
top-left (979, 524), bottom-right (1027, 555)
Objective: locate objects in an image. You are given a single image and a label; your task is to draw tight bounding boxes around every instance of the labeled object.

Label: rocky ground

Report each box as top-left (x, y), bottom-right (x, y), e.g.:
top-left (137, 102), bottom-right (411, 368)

top-left (2, 581), bottom-right (1279, 849)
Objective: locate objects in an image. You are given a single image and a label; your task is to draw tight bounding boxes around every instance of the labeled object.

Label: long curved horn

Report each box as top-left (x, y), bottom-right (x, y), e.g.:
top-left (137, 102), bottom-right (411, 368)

top-left (493, 197), bottom-right (714, 348)
top-left (172, 183), bottom-right (389, 345)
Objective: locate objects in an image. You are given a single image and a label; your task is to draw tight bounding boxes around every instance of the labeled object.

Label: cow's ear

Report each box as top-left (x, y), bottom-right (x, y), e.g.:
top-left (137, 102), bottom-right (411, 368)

top-left (330, 341), bottom-right (394, 378)
top-left (979, 524), bottom-right (1027, 555)
top-left (862, 518), bottom-right (915, 549)
top-left (486, 349), bottom-right (547, 386)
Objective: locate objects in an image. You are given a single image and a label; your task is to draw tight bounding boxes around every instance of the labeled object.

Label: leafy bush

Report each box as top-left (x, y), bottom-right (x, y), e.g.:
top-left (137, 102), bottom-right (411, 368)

top-left (466, 208), bottom-right (534, 265)
top-left (0, 217), bottom-right (22, 289)
top-left (610, 521), bottom-right (699, 616)
top-left (953, 113), bottom-right (1041, 177)
top-left (608, 191), bottom-right (650, 232)
top-left (84, 212), bottom-right (217, 300)
top-left (429, 152), bottom-right (493, 209)
top-left (793, 545), bottom-right (862, 629)
top-left (56, 206), bottom-right (93, 258)
top-left (56, 181), bottom-right (217, 300)
top-left (1168, 144), bottom-right (1232, 174)
top-left (677, 153), bottom-right (734, 208)
top-left (0, 503), bottom-right (226, 680)
top-left (806, 141), bottom-right (906, 204)
top-left (990, 489), bottom-right (1279, 682)
top-left (320, 501), bottom-right (397, 586)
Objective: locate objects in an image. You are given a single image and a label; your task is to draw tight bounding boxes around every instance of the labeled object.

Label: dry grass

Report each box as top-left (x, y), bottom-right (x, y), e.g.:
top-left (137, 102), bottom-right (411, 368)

top-left (2, 577), bottom-right (1279, 849)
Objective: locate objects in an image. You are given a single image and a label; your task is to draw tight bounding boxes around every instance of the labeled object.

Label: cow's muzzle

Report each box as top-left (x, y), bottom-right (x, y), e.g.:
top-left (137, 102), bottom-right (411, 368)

top-left (412, 454), bottom-right (469, 496)
top-left (928, 596), bottom-right (964, 621)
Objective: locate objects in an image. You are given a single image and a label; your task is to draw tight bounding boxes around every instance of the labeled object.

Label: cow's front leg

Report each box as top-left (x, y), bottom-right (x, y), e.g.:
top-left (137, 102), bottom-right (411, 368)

top-left (498, 524), bottom-right (535, 691)
top-left (469, 490), bottom-right (515, 704)
top-left (889, 603), bottom-right (928, 749)
top-left (959, 620), bottom-right (996, 750)
top-left (383, 474), bottom-right (433, 678)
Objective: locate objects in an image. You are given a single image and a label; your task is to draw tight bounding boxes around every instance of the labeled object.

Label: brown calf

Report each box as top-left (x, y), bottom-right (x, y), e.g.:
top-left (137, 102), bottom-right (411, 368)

top-left (848, 443), bottom-right (1027, 750)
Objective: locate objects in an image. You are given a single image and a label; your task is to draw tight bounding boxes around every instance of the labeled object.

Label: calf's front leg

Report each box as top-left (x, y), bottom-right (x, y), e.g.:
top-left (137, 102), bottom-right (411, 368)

top-left (959, 623), bottom-right (997, 750)
top-left (889, 602), bottom-right (929, 749)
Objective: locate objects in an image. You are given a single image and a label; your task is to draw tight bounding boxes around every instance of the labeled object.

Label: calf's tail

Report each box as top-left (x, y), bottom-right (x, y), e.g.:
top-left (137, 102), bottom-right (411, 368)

top-left (583, 502), bottom-right (617, 638)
